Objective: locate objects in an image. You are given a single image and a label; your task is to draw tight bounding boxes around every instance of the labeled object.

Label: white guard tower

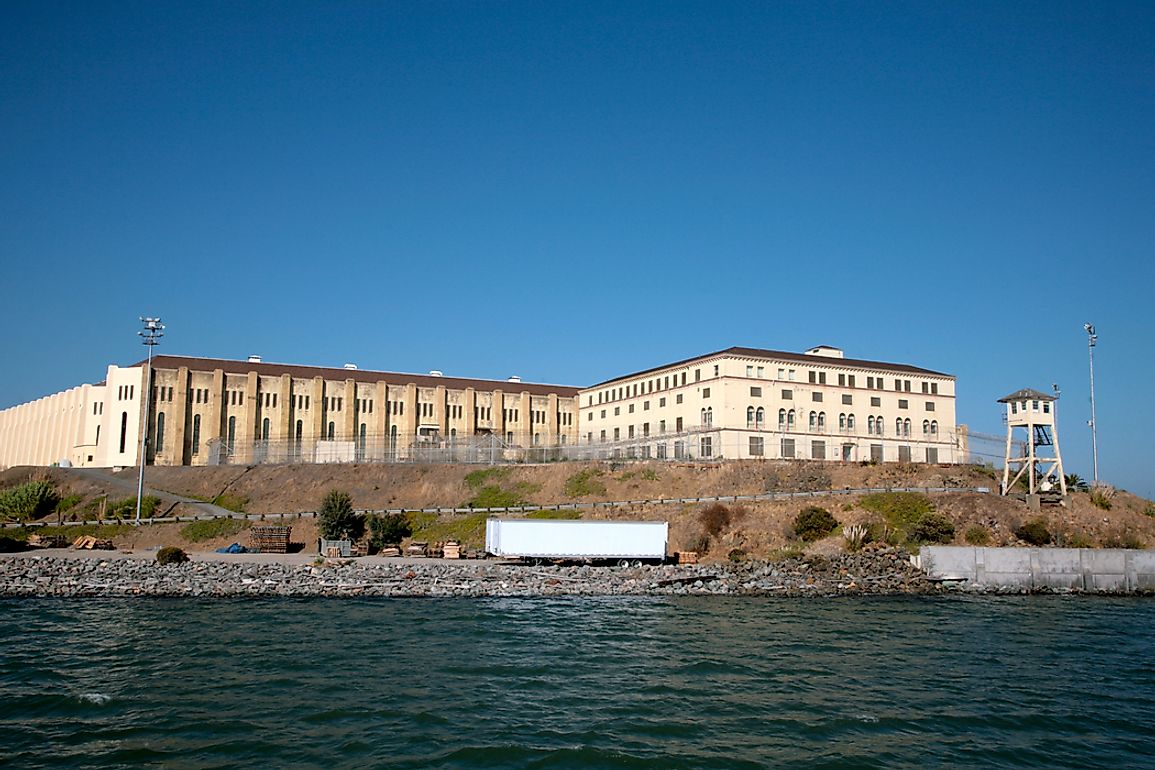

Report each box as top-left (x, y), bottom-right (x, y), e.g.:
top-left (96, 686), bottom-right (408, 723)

top-left (998, 389), bottom-right (1066, 497)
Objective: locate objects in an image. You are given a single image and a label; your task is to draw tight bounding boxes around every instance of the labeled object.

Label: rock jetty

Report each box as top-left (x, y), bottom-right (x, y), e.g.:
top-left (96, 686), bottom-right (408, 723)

top-left (0, 549), bottom-right (943, 598)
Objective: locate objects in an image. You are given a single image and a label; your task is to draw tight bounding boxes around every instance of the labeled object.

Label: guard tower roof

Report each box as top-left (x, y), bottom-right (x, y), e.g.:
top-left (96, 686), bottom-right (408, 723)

top-left (997, 388), bottom-right (1056, 403)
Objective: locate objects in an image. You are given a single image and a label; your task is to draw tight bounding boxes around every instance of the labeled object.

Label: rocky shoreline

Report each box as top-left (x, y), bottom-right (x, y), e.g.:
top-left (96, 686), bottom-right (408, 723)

top-left (0, 548), bottom-right (955, 598)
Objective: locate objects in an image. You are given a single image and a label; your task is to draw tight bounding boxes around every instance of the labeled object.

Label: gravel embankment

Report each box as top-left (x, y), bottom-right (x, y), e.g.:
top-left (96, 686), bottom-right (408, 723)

top-left (0, 549), bottom-right (945, 598)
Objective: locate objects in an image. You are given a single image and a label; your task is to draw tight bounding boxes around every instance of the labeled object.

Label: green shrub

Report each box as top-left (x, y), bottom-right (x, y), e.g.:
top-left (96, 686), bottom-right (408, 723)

top-left (1089, 488), bottom-right (1113, 510)
top-left (908, 512), bottom-right (956, 544)
top-left (1060, 531), bottom-right (1094, 548)
top-left (964, 525), bottom-right (991, 546)
top-left (181, 518), bottom-right (250, 542)
top-left (858, 492), bottom-right (935, 528)
top-left (699, 503), bottom-right (730, 536)
top-left (638, 468), bottom-right (659, 482)
top-left (408, 512), bottom-right (488, 548)
top-left (318, 489), bottom-right (363, 541)
top-left (793, 506), bottom-right (838, 542)
top-left (54, 494), bottom-right (84, 514)
top-left (526, 509), bottom-right (581, 520)
top-left (467, 482), bottom-right (538, 509)
top-left (368, 513), bottom-right (412, 548)
top-left (104, 495), bottom-right (161, 519)
top-left (1014, 517), bottom-right (1052, 546)
top-left (1144, 505), bottom-right (1155, 519)
top-left (156, 546), bottom-right (189, 565)
top-left (0, 480), bottom-right (59, 522)
top-left (564, 468), bottom-right (607, 497)
top-left (211, 493), bottom-right (248, 513)
top-left (464, 467), bottom-right (509, 490)
top-left (728, 548), bottom-right (747, 562)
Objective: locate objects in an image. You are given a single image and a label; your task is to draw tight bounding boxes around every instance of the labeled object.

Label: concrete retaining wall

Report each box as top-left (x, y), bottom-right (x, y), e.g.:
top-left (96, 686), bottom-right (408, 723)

top-left (918, 546), bottom-right (1155, 593)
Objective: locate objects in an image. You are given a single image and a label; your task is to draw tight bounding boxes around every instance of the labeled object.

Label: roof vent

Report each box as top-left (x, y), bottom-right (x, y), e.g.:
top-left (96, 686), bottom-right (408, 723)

top-left (507, 375), bottom-right (521, 383)
top-left (429, 370), bottom-right (443, 377)
top-left (247, 355), bottom-right (262, 363)
top-left (343, 363), bottom-right (358, 370)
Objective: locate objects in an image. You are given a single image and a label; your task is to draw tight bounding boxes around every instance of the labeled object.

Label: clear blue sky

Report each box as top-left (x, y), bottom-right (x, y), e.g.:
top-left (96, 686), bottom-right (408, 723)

top-left (2, 2), bottom-right (1152, 497)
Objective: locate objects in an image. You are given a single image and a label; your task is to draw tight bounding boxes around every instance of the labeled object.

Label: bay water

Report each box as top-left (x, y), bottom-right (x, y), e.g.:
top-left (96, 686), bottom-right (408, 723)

top-left (1, 596), bottom-right (1152, 768)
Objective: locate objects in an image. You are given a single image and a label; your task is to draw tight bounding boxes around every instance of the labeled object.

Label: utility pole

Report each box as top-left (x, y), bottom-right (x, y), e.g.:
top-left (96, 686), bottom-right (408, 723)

top-left (136, 317), bottom-right (164, 522)
top-left (1084, 323), bottom-right (1099, 485)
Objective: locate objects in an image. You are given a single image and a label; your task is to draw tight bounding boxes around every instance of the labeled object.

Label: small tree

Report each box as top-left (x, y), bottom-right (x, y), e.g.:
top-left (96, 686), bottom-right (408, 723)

top-left (318, 490), bottom-right (363, 541)
top-left (368, 513), bottom-right (411, 549)
top-left (793, 506), bottom-right (838, 542)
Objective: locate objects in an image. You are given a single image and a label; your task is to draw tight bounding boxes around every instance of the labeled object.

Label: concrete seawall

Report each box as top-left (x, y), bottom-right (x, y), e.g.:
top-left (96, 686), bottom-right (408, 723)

top-left (918, 546), bottom-right (1155, 593)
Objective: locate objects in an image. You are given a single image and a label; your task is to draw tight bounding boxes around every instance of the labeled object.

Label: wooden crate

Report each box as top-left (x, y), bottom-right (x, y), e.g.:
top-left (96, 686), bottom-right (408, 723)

top-left (677, 551), bottom-right (699, 565)
top-left (250, 525), bottom-right (292, 554)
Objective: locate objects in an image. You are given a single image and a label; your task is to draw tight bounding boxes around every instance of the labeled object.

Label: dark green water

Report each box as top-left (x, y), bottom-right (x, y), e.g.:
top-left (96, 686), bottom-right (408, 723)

top-left (1, 596), bottom-right (1152, 769)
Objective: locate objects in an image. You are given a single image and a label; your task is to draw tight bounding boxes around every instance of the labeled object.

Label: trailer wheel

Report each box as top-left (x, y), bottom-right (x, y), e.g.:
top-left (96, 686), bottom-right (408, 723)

top-left (632, 560), bottom-right (644, 569)
top-left (618, 559), bottom-right (630, 568)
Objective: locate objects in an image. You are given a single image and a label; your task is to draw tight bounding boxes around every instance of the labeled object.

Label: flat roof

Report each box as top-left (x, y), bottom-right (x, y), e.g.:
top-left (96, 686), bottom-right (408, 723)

top-left (133, 355), bottom-right (581, 398)
top-left (584, 346), bottom-right (953, 389)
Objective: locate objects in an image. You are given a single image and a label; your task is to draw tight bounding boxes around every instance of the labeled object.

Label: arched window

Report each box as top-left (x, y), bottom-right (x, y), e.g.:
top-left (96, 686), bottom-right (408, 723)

top-left (295, 420), bottom-right (303, 443)
top-left (876, 415), bottom-right (884, 435)
top-left (903, 418), bottom-right (911, 436)
top-left (262, 417), bottom-right (271, 441)
top-left (931, 420), bottom-right (938, 436)
top-left (756, 407), bottom-right (764, 427)
top-left (868, 416), bottom-right (875, 435)
top-left (192, 414), bottom-right (201, 455)
top-left (118, 411), bottom-right (128, 454)
top-left (155, 412), bottom-right (165, 452)
top-left (787, 409), bottom-right (795, 429)
top-left (327, 421), bottom-right (336, 440)
top-left (839, 413), bottom-right (847, 431)
top-left (896, 417), bottom-right (903, 436)
top-left (389, 424), bottom-right (398, 451)
top-left (703, 407), bottom-right (713, 426)
top-left (922, 419), bottom-right (930, 436)
top-left (747, 406), bottom-right (756, 426)
top-left (778, 408), bottom-right (787, 428)
top-left (817, 412), bottom-right (826, 430)
top-left (847, 413), bottom-right (856, 431)
top-left (809, 411), bottom-right (817, 430)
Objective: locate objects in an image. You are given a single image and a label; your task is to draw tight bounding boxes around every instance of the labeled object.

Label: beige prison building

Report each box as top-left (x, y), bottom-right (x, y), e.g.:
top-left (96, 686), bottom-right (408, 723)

top-left (577, 346), bottom-right (962, 463)
top-left (1, 345), bottom-right (964, 470)
top-left (0, 356), bottom-right (580, 469)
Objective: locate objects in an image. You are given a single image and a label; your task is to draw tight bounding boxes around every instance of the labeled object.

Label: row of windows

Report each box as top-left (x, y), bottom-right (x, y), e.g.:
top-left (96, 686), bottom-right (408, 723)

top-left (1010, 400), bottom-right (1051, 414)
top-left (117, 385), bottom-right (135, 401)
top-left (92, 401), bottom-right (104, 416)
top-left (154, 386), bottom-right (174, 402)
top-left (593, 370), bottom-right (694, 406)
top-left (191, 388), bottom-right (210, 404)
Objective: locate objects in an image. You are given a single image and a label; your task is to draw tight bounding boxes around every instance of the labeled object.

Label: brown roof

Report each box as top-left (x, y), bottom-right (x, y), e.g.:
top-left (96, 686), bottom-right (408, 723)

top-left (998, 388), bottom-right (1056, 403)
top-left (133, 355), bottom-right (581, 398)
top-left (586, 346), bottom-right (953, 389)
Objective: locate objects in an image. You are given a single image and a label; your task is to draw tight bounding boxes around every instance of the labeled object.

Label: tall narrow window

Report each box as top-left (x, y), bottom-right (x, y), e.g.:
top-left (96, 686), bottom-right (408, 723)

top-left (327, 422), bottom-right (336, 440)
top-left (262, 417), bottom-right (270, 441)
top-left (295, 420), bottom-right (303, 443)
top-left (847, 414), bottom-right (856, 431)
top-left (756, 407), bottom-right (764, 427)
top-left (119, 412), bottom-right (128, 454)
top-left (787, 409), bottom-right (796, 429)
top-left (228, 416), bottom-right (237, 448)
top-left (155, 412), bottom-right (165, 452)
top-left (747, 406), bottom-right (755, 427)
top-left (192, 414), bottom-right (201, 455)
top-left (779, 408), bottom-right (787, 428)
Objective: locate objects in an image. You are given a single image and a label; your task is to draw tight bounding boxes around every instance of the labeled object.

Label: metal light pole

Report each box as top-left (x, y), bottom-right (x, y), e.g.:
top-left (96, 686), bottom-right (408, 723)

top-left (1084, 323), bottom-right (1099, 485)
top-left (136, 317), bottom-right (164, 522)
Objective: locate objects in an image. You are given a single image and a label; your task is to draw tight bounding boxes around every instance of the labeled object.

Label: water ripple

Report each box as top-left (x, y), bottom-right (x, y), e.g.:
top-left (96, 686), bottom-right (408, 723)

top-left (1, 596), bottom-right (1153, 768)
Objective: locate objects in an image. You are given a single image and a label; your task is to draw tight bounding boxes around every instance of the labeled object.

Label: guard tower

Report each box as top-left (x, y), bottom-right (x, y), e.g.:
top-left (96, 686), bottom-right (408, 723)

top-left (998, 389), bottom-right (1066, 497)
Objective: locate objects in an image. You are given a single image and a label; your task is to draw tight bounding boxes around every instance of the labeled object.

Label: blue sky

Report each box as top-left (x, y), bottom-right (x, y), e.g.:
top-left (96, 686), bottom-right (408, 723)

top-left (2, 2), bottom-right (1152, 496)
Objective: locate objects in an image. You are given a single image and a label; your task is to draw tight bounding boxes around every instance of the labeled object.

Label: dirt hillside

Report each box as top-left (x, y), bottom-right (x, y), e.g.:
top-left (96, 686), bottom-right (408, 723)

top-left (2, 461), bottom-right (1152, 559)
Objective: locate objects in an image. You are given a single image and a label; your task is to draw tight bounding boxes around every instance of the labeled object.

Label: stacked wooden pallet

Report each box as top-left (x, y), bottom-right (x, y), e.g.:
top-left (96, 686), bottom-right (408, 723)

top-left (71, 535), bottom-right (114, 550)
top-left (442, 541), bottom-right (461, 559)
top-left (250, 526), bottom-right (291, 554)
top-left (677, 551), bottom-right (699, 565)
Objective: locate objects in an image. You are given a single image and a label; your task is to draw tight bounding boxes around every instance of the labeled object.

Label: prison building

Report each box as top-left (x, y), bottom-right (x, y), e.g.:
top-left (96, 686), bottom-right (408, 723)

top-left (0, 355), bottom-right (581, 469)
top-left (576, 346), bottom-right (961, 463)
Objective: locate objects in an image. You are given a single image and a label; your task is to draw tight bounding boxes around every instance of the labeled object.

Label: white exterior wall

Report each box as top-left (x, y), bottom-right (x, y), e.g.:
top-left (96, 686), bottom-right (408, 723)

top-left (91, 365), bottom-right (145, 469)
top-left (0, 382), bottom-right (107, 469)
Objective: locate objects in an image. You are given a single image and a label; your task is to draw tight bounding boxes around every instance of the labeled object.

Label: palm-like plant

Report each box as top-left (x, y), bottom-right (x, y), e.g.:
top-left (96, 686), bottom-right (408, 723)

top-left (1065, 474), bottom-right (1090, 492)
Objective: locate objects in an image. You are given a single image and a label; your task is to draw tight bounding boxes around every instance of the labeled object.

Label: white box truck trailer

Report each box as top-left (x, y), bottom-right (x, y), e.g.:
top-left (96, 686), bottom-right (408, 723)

top-left (485, 518), bottom-right (668, 562)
